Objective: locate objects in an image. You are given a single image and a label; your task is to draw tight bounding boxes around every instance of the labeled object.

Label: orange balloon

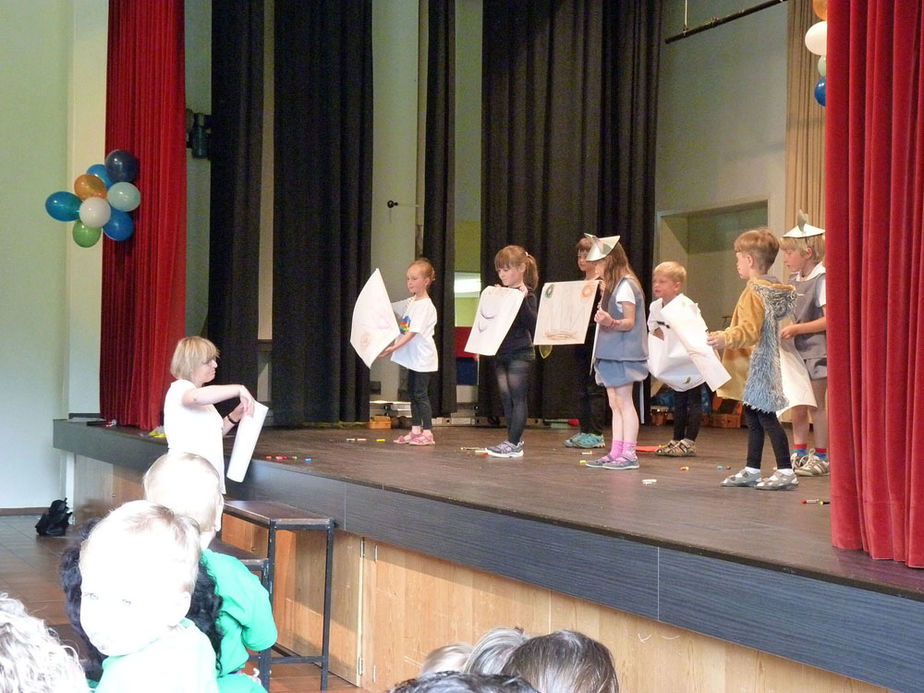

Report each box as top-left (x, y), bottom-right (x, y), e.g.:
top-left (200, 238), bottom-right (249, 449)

top-left (74, 173), bottom-right (107, 200)
top-left (813, 0), bottom-right (827, 21)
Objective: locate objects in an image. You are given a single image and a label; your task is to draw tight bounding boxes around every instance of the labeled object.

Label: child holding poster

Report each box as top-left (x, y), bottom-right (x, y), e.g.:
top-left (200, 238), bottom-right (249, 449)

top-left (584, 236), bottom-right (649, 471)
top-left (648, 261), bottom-right (705, 457)
top-left (381, 258), bottom-right (439, 446)
top-left (484, 246), bottom-right (539, 458)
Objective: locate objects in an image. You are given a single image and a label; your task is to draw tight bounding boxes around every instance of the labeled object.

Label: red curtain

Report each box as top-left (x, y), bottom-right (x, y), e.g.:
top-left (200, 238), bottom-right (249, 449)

top-left (100, 0), bottom-right (187, 429)
top-left (827, 1), bottom-right (924, 565)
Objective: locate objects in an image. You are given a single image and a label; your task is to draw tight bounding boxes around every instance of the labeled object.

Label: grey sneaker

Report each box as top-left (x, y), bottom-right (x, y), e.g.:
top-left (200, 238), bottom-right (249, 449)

top-left (755, 469), bottom-right (799, 490)
top-left (576, 433), bottom-right (606, 449)
top-left (721, 467), bottom-right (762, 487)
top-left (602, 455), bottom-right (639, 471)
top-left (795, 451), bottom-right (829, 477)
top-left (486, 440), bottom-right (524, 458)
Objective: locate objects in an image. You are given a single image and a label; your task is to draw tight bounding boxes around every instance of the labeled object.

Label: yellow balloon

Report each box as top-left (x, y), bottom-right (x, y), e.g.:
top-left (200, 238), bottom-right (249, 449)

top-left (813, 0), bottom-right (827, 21)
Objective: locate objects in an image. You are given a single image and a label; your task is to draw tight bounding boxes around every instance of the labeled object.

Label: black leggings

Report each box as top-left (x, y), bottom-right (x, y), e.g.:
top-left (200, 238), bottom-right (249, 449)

top-left (407, 370), bottom-right (433, 429)
top-left (495, 350), bottom-right (534, 444)
top-left (672, 385), bottom-right (703, 441)
top-left (744, 404), bottom-right (791, 469)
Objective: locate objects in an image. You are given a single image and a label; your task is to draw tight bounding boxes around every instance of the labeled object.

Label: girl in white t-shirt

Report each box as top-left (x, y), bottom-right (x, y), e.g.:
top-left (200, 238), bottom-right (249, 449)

top-left (163, 337), bottom-right (255, 491)
top-left (381, 259), bottom-right (439, 445)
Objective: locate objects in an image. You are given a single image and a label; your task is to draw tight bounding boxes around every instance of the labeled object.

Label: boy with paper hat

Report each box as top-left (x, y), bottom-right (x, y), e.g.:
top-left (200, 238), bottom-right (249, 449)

top-left (780, 213), bottom-right (829, 476)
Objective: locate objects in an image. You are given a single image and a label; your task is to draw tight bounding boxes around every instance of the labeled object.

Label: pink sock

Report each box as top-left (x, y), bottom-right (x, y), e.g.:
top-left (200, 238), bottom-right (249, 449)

top-left (609, 440), bottom-right (624, 458)
top-left (622, 441), bottom-right (637, 459)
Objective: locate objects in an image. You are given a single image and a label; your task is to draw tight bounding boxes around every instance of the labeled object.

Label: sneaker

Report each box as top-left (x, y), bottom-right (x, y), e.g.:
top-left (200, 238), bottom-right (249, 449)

top-left (602, 455), bottom-right (639, 471)
top-left (721, 467), bottom-right (762, 487)
top-left (755, 469), bottom-right (799, 490)
top-left (563, 433), bottom-right (582, 448)
top-left (655, 440), bottom-right (680, 456)
top-left (664, 439), bottom-right (696, 457)
top-left (394, 432), bottom-right (414, 444)
top-left (575, 433), bottom-right (606, 449)
top-left (408, 431), bottom-right (435, 446)
top-left (795, 451), bottom-right (829, 477)
top-left (485, 440), bottom-right (524, 458)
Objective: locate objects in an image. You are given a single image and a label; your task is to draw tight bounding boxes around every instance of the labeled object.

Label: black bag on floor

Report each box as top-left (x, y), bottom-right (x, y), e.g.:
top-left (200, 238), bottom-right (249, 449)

top-left (35, 498), bottom-right (71, 536)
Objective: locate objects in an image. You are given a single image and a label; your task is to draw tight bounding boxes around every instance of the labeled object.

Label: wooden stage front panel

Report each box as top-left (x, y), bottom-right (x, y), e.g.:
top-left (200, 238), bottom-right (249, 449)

top-left (53, 420), bottom-right (924, 691)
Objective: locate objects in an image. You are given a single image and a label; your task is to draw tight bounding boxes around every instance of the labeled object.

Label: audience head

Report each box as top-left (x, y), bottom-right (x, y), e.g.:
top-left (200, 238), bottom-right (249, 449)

top-left (391, 671), bottom-right (539, 693)
top-left (421, 641), bottom-right (473, 675)
top-left (144, 452), bottom-right (224, 547)
top-left (501, 630), bottom-right (619, 693)
top-left (464, 626), bottom-right (529, 675)
top-left (0, 593), bottom-right (88, 693)
top-left (170, 336), bottom-right (219, 381)
top-left (78, 500), bottom-right (201, 657)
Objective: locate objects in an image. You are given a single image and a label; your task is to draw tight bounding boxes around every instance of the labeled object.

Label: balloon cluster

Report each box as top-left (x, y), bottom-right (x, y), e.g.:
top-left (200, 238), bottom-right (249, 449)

top-left (804, 0), bottom-right (827, 107)
top-left (44, 149), bottom-right (141, 248)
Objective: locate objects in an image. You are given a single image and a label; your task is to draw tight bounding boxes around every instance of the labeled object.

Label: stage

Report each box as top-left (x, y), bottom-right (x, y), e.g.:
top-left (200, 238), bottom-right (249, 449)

top-left (53, 420), bottom-right (924, 690)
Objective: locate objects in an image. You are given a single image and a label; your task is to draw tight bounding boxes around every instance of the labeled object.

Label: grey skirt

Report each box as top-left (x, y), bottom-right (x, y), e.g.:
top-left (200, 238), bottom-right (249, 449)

top-left (594, 358), bottom-right (648, 388)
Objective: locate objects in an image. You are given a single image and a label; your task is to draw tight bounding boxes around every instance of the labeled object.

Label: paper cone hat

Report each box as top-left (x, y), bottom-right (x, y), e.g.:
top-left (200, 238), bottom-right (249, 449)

top-left (584, 233), bottom-right (621, 261)
top-left (784, 210), bottom-right (825, 238)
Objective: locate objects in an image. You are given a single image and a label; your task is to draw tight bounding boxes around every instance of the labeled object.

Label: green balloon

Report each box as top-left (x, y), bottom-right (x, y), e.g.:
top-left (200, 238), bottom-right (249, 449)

top-left (818, 55), bottom-right (826, 77)
top-left (72, 221), bottom-right (102, 248)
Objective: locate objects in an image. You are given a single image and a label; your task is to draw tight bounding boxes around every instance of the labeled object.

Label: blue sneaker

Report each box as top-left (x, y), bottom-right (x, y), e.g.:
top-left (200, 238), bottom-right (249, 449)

top-left (576, 433), bottom-right (605, 449)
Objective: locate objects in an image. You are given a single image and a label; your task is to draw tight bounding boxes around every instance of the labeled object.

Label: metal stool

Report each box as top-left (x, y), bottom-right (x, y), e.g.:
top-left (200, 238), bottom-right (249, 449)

top-left (222, 499), bottom-right (335, 690)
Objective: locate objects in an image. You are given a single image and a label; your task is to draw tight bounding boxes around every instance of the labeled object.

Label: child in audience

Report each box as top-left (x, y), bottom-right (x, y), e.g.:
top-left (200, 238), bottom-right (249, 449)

top-left (485, 246), bottom-right (539, 458)
top-left (0, 593), bottom-right (88, 693)
top-left (707, 228), bottom-right (797, 490)
top-left (564, 237), bottom-right (607, 449)
top-left (648, 261), bottom-right (706, 457)
top-left (463, 626), bottom-right (529, 676)
top-left (382, 258), bottom-right (439, 446)
top-left (391, 671), bottom-right (539, 693)
top-left (500, 629), bottom-right (619, 693)
top-left (78, 500), bottom-right (218, 692)
top-left (420, 642), bottom-right (474, 675)
top-left (780, 221), bottom-right (829, 476)
top-left (584, 235), bottom-right (648, 470)
top-left (143, 452), bottom-right (277, 691)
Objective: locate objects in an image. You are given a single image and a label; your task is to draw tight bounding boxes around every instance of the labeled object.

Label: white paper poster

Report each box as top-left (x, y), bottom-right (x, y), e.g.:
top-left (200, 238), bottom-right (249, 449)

top-left (778, 334), bottom-right (817, 415)
top-left (226, 401), bottom-right (269, 483)
top-left (464, 286), bottom-right (526, 356)
top-left (659, 299), bottom-right (731, 391)
top-left (350, 269), bottom-right (401, 368)
top-left (647, 333), bottom-right (705, 391)
top-left (533, 280), bottom-right (599, 345)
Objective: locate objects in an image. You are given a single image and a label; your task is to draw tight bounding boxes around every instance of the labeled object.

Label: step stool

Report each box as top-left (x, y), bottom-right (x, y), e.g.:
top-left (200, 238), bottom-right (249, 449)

top-left (222, 499), bottom-right (335, 690)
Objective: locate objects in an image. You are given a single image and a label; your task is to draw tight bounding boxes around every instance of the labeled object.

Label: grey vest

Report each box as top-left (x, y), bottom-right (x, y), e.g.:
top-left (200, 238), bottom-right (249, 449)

top-left (595, 277), bottom-right (648, 362)
top-left (789, 271), bottom-right (827, 359)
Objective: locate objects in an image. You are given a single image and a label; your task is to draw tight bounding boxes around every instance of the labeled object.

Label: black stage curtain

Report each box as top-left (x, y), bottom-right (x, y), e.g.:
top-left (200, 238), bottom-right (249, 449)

top-left (423, 0), bottom-right (457, 416)
top-left (271, 1), bottom-right (373, 425)
top-left (480, 0), bottom-right (662, 420)
top-left (207, 1), bottom-right (264, 403)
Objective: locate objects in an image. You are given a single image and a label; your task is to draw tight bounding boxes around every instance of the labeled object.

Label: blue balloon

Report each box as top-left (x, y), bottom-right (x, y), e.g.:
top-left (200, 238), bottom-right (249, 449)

top-left (814, 76), bottom-right (826, 107)
top-left (103, 208), bottom-right (134, 241)
top-left (105, 149), bottom-right (139, 183)
top-left (87, 163), bottom-right (113, 188)
top-left (45, 191), bottom-right (81, 222)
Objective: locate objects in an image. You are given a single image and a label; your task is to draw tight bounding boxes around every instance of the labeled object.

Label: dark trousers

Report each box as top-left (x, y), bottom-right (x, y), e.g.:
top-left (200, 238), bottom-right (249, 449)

top-left (407, 369), bottom-right (433, 429)
top-left (495, 349), bottom-right (534, 444)
top-left (672, 385), bottom-right (703, 441)
top-left (578, 368), bottom-right (606, 435)
top-left (744, 404), bottom-right (791, 469)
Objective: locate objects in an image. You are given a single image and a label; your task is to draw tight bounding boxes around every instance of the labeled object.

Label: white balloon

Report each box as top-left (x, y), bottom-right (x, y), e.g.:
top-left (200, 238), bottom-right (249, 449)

top-left (79, 197), bottom-right (112, 229)
top-left (805, 21), bottom-right (827, 56)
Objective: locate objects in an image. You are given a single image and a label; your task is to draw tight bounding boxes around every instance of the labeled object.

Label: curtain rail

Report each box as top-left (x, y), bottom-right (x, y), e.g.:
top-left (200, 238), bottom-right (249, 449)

top-left (664, 0), bottom-right (790, 44)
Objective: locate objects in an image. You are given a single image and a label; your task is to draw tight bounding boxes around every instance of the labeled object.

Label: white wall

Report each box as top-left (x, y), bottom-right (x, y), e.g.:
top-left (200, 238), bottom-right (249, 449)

top-left (369, 0), bottom-right (421, 400)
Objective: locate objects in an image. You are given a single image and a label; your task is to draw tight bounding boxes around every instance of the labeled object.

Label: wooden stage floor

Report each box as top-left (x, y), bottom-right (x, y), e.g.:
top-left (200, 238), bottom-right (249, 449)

top-left (246, 423), bottom-right (924, 600)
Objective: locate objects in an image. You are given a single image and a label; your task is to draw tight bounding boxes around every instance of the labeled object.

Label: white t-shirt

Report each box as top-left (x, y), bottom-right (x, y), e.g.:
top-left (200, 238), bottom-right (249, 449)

top-left (163, 379), bottom-right (226, 492)
top-left (390, 296), bottom-right (438, 372)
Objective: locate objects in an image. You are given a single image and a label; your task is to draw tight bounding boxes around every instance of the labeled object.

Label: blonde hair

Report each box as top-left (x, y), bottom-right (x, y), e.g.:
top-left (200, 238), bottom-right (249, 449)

top-left (0, 594), bottom-right (87, 693)
top-left (734, 228), bottom-right (779, 273)
top-left (80, 500), bottom-right (202, 595)
top-left (779, 233), bottom-right (825, 264)
top-left (170, 336), bottom-right (219, 381)
top-left (464, 627), bottom-right (529, 675)
top-left (409, 258), bottom-right (436, 285)
top-left (494, 245), bottom-right (539, 290)
top-left (652, 261), bottom-right (686, 285)
top-left (420, 642), bottom-right (474, 675)
top-left (143, 452), bottom-right (223, 534)
top-left (599, 241), bottom-right (642, 307)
